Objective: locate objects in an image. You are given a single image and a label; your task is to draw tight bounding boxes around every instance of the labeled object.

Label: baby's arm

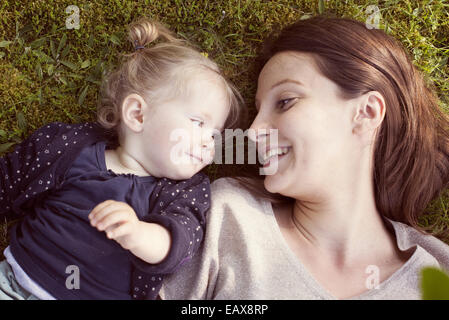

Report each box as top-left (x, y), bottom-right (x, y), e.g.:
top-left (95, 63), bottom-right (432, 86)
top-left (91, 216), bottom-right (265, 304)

top-left (1, 122), bottom-right (103, 218)
top-left (90, 173), bottom-right (210, 274)
top-left (0, 122), bottom-right (62, 217)
top-left (140, 173), bottom-right (210, 274)
top-left (89, 200), bottom-right (171, 264)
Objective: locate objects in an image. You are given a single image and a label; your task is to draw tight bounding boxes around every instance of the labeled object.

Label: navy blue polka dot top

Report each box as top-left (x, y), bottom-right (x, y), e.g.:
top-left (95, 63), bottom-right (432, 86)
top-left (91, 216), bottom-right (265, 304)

top-left (0, 122), bottom-right (210, 299)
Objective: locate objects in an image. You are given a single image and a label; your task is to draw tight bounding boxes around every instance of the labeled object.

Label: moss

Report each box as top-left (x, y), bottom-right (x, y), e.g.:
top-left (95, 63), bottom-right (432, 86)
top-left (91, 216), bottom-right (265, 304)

top-left (0, 1), bottom-right (447, 139)
top-left (0, 63), bottom-right (35, 138)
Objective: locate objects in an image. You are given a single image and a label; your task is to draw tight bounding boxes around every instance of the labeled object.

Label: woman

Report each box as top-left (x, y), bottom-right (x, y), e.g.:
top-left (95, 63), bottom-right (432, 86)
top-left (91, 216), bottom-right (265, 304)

top-left (160, 16), bottom-right (449, 299)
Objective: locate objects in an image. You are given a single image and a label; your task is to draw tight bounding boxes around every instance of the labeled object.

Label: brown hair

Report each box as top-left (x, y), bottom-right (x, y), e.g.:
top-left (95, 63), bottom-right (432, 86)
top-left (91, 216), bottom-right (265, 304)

top-left (97, 17), bottom-right (244, 145)
top-left (234, 16), bottom-right (449, 237)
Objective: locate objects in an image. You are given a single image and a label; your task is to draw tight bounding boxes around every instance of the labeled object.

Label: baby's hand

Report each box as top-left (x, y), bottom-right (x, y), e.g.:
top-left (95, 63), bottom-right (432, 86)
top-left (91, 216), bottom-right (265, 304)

top-left (88, 200), bottom-right (143, 250)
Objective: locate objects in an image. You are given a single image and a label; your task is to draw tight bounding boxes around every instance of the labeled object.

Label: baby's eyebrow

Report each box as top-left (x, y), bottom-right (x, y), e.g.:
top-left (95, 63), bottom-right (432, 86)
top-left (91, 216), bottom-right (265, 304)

top-left (202, 111), bottom-right (221, 131)
top-left (204, 113), bottom-right (212, 121)
top-left (199, 110), bottom-right (226, 132)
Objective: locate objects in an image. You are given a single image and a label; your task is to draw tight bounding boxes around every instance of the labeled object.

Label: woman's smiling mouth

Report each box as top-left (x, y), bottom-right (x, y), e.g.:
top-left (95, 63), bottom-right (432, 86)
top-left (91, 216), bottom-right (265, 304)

top-left (261, 147), bottom-right (291, 167)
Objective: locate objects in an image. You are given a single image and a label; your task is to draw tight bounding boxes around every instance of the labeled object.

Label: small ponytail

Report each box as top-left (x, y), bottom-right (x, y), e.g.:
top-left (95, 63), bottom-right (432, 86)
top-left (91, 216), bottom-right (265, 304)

top-left (97, 17), bottom-right (243, 147)
top-left (128, 18), bottom-right (178, 51)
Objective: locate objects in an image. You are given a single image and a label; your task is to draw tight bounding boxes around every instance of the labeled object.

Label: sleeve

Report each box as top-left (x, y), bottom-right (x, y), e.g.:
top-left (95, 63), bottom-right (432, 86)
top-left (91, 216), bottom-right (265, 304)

top-left (0, 121), bottom-right (104, 218)
top-left (159, 240), bottom-right (216, 300)
top-left (0, 122), bottom-right (63, 217)
top-left (130, 172), bottom-right (211, 275)
top-left (159, 178), bottom-right (234, 300)
top-left (159, 209), bottom-right (219, 300)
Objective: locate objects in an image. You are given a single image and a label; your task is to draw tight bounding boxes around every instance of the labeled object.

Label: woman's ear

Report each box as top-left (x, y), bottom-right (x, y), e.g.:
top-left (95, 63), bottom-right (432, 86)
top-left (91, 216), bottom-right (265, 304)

top-left (352, 91), bottom-right (386, 136)
top-left (121, 94), bottom-right (147, 133)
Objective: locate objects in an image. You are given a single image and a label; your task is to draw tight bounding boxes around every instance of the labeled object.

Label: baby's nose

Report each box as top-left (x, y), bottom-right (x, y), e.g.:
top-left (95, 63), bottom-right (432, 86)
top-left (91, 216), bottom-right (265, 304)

top-left (201, 141), bottom-right (216, 164)
top-left (202, 139), bottom-right (214, 150)
top-left (201, 130), bottom-right (216, 146)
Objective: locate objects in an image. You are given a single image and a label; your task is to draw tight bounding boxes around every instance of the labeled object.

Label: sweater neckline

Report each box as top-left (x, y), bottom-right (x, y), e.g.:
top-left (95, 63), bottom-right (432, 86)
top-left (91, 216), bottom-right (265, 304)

top-left (96, 141), bottom-right (156, 183)
top-left (261, 199), bottom-right (423, 300)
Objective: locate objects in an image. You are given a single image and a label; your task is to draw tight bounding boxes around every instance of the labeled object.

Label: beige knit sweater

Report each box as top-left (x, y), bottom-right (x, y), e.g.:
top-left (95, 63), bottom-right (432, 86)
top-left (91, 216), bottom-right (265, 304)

top-left (161, 177), bottom-right (449, 300)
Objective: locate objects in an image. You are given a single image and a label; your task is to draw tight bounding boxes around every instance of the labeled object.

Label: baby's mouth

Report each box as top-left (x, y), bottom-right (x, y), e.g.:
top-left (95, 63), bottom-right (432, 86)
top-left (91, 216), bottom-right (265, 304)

top-left (187, 153), bottom-right (202, 162)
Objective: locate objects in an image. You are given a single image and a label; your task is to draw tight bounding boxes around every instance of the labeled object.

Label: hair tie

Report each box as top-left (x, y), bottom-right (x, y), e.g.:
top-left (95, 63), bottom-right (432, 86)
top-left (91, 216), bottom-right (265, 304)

top-left (134, 40), bottom-right (145, 51)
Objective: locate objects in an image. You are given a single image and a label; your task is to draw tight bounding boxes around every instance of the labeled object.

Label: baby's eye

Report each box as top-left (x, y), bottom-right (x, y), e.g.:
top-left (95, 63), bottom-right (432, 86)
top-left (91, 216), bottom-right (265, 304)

top-left (191, 119), bottom-right (204, 127)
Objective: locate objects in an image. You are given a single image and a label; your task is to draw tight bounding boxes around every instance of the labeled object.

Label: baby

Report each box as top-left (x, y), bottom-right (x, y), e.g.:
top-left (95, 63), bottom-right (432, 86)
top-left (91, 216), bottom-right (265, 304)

top-left (0, 18), bottom-right (242, 300)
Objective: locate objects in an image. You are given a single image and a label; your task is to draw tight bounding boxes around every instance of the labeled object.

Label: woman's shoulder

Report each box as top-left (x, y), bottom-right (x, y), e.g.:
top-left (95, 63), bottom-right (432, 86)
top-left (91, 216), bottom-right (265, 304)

top-left (388, 219), bottom-right (449, 270)
top-left (209, 177), bottom-right (271, 220)
top-left (210, 177), bottom-right (263, 203)
top-left (210, 177), bottom-right (242, 194)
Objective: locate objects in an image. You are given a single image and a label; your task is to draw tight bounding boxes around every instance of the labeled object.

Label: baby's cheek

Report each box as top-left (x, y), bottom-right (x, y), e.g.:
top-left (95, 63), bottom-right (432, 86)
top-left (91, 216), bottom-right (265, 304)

top-left (202, 148), bottom-right (215, 164)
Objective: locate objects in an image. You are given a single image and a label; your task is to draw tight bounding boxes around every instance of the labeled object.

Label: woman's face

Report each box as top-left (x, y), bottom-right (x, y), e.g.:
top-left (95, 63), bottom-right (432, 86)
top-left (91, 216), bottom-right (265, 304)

top-left (250, 52), bottom-right (358, 200)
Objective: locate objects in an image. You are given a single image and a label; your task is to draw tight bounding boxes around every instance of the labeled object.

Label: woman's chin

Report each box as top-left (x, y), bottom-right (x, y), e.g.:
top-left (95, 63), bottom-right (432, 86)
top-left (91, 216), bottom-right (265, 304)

top-left (263, 175), bottom-right (284, 194)
top-left (262, 162), bottom-right (288, 194)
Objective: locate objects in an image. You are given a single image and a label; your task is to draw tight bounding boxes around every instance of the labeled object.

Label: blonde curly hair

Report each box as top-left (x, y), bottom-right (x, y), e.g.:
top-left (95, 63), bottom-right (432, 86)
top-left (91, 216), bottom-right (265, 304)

top-left (97, 17), bottom-right (243, 143)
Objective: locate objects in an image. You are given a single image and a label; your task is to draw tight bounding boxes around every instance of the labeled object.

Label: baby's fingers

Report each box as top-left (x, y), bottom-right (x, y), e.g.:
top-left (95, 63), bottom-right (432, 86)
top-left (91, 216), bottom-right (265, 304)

top-left (89, 200), bottom-right (122, 226)
top-left (96, 210), bottom-right (130, 231)
top-left (106, 222), bottom-right (133, 240)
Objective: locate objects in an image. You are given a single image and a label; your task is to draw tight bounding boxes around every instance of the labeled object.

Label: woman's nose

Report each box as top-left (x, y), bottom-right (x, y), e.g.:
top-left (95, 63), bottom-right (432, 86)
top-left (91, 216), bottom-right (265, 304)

top-left (248, 113), bottom-right (271, 143)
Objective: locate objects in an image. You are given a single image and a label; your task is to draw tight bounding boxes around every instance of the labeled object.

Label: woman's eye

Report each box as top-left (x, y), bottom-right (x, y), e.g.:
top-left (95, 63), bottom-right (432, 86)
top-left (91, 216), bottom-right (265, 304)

top-left (277, 98), bottom-right (296, 111)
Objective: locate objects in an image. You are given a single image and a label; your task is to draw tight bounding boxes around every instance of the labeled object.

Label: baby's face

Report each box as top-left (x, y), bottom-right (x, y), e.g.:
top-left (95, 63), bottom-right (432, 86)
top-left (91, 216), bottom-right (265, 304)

top-left (139, 74), bottom-right (230, 180)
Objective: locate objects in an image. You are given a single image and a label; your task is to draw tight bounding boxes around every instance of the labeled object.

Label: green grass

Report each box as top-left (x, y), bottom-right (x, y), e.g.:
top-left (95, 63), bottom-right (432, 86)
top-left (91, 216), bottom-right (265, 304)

top-left (0, 0), bottom-right (448, 257)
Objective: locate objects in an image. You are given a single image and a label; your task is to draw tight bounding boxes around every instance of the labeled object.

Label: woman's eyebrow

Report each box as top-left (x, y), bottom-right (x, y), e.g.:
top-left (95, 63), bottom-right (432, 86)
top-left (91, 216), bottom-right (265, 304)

top-left (270, 79), bottom-right (304, 90)
top-left (255, 79), bottom-right (304, 111)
